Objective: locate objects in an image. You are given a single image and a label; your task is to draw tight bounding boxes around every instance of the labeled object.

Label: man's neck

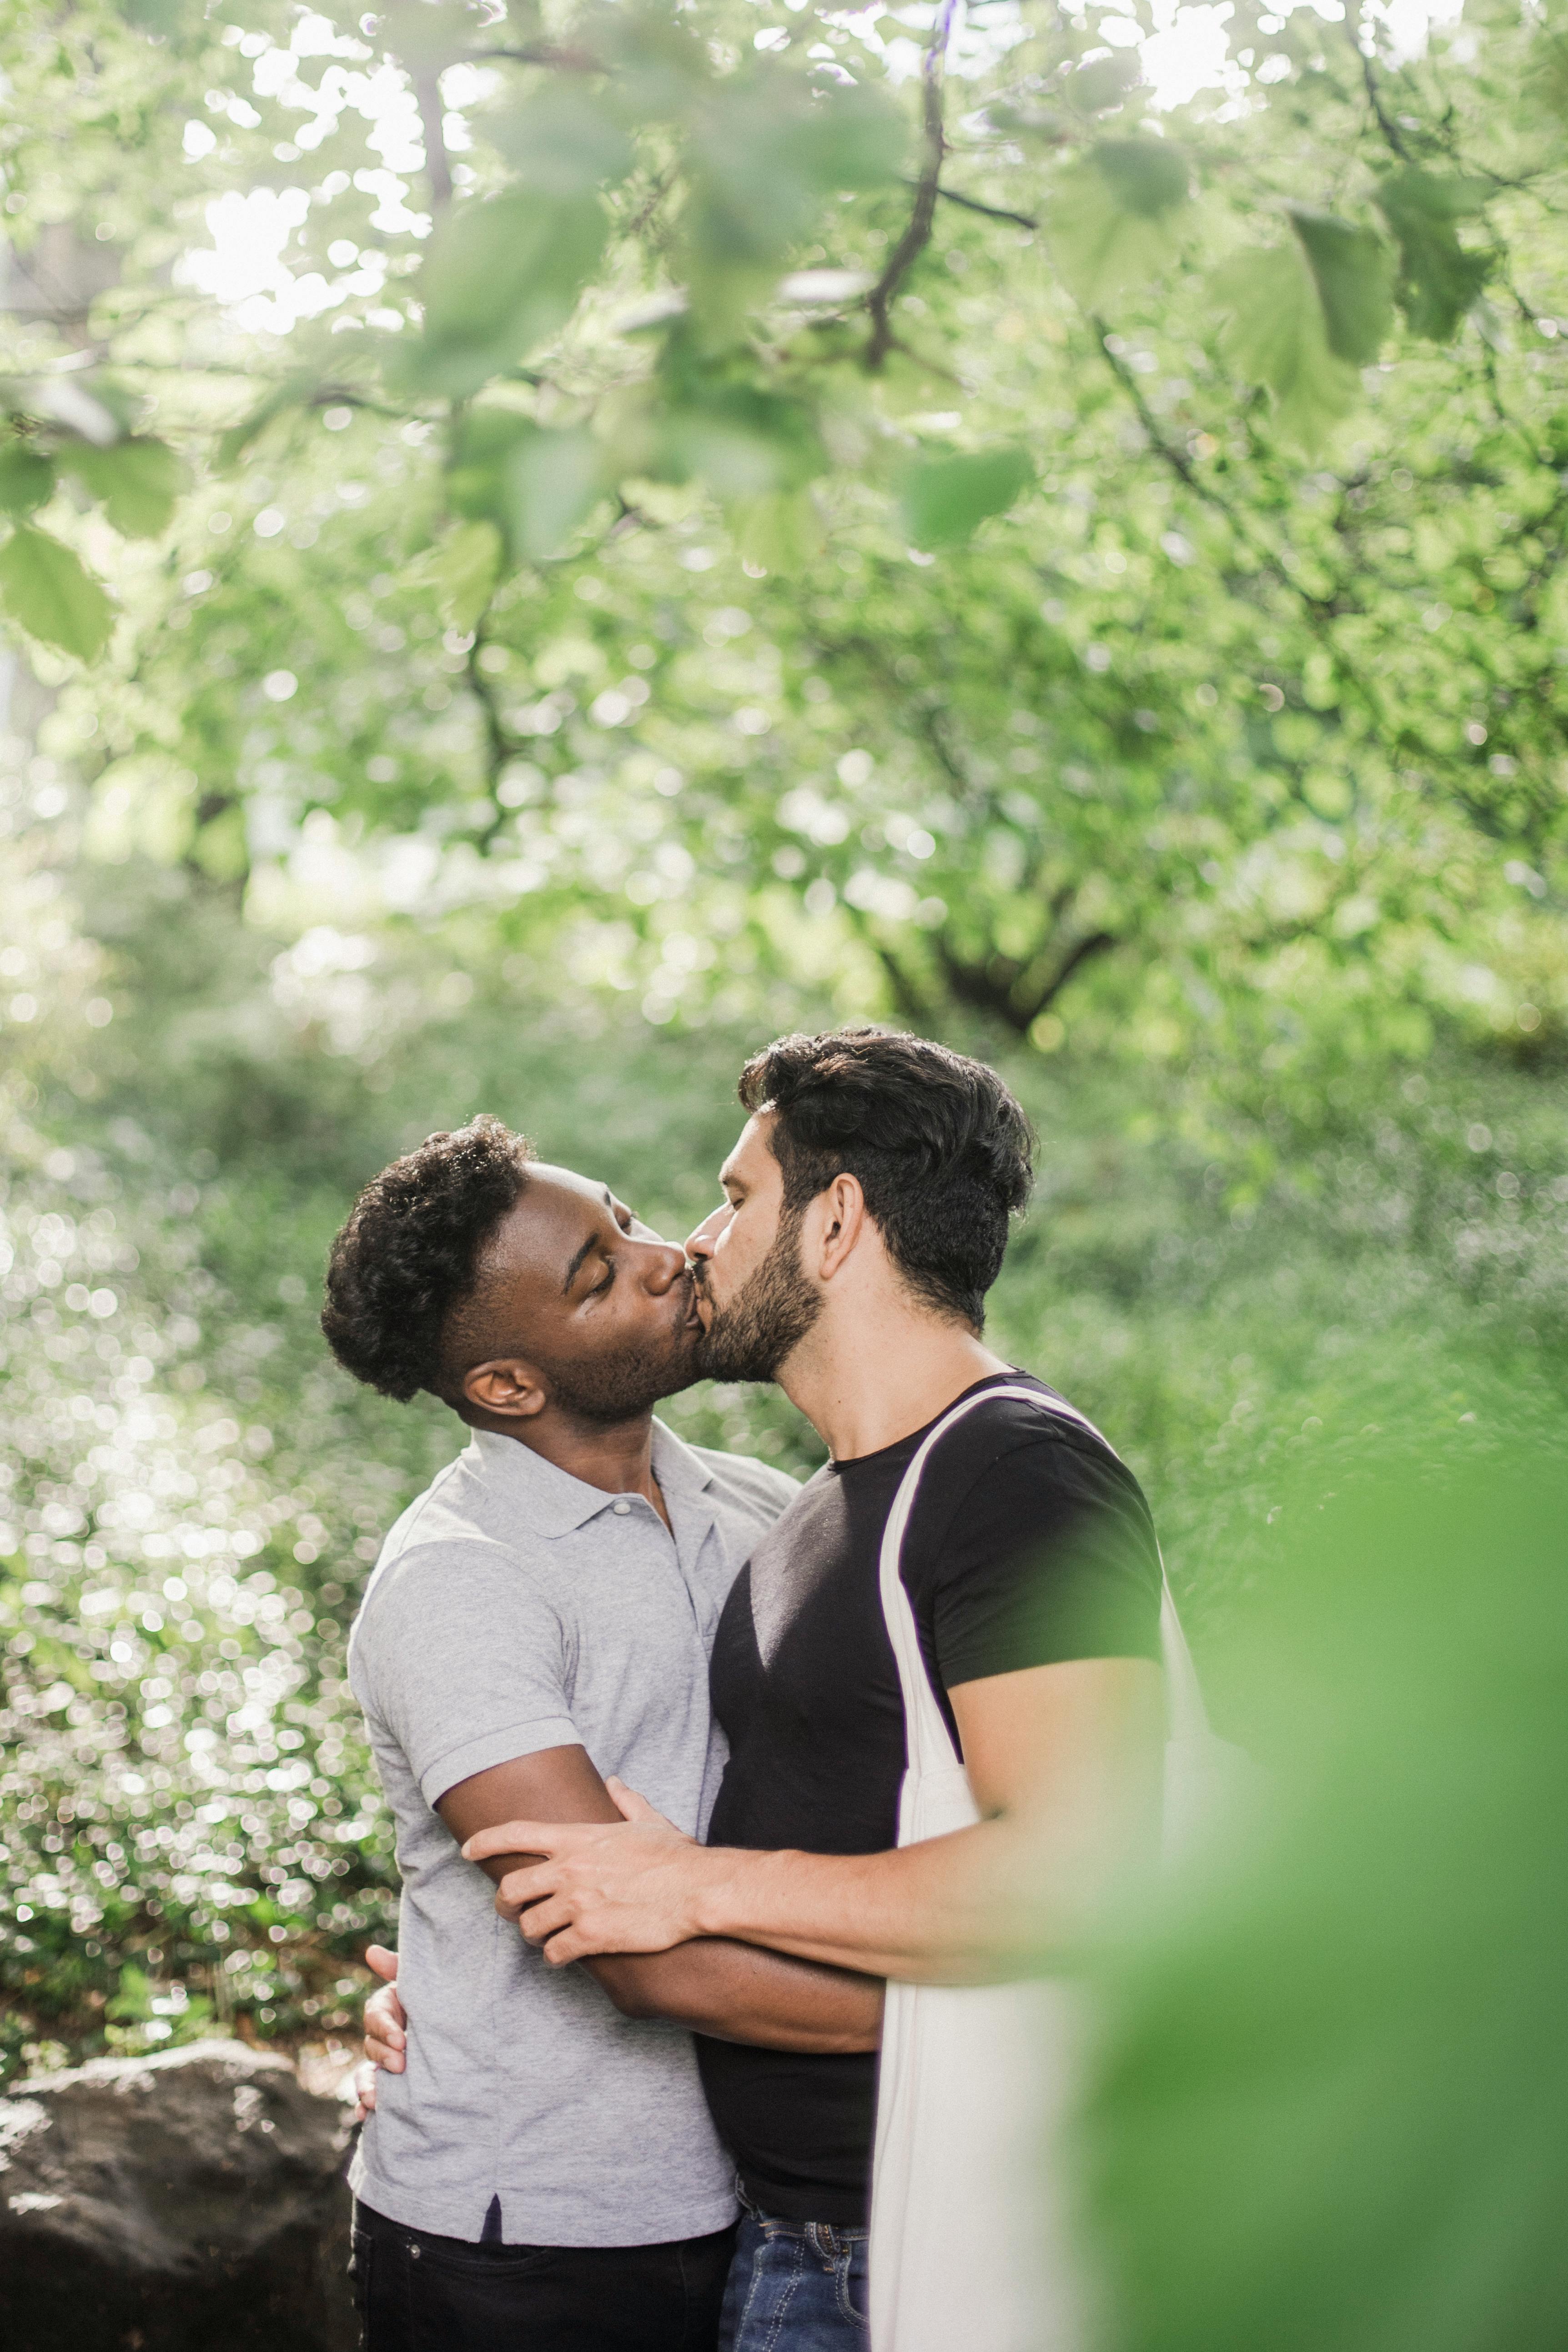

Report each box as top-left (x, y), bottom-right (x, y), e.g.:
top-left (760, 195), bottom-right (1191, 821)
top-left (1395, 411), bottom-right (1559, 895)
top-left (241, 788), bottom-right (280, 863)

top-left (779, 1309), bottom-right (1011, 1463)
top-left (475, 1409), bottom-right (668, 1523)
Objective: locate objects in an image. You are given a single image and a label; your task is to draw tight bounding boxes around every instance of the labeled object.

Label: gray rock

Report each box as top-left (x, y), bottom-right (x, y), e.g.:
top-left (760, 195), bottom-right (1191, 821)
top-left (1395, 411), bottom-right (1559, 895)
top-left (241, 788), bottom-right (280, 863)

top-left (0, 2038), bottom-right (358, 2352)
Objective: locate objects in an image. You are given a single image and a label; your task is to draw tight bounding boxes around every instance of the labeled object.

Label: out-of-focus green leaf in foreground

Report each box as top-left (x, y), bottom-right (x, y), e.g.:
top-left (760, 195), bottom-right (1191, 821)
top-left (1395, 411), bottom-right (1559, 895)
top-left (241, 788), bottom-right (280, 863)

top-left (0, 525), bottom-right (113, 658)
top-left (1083, 1400), bottom-right (1568, 2352)
top-left (900, 447), bottom-right (1035, 550)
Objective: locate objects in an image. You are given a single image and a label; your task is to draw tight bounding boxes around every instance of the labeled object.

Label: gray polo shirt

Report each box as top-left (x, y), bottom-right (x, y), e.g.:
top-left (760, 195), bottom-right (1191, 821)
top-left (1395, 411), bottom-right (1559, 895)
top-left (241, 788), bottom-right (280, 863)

top-left (347, 1419), bottom-right (797, 2246)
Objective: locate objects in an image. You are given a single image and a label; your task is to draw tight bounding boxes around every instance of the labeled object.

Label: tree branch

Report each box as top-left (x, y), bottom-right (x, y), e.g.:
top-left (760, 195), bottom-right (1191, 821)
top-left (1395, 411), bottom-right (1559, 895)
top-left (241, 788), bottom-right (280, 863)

top-left (466, 43), bottom-right (604, 74)
top-left (1027, 928), bottom-right (1117, 1017)
top-left (865, 0), bottom-right (960, 368)
top-left (929, 182), bottom-right (1039, 231)
top-left (412, 69), bottom-right (453, 212)
top-left (1355, 36), bottom-right (1415, 162)
top-left (935, 925), bottom-right (1118, 1033)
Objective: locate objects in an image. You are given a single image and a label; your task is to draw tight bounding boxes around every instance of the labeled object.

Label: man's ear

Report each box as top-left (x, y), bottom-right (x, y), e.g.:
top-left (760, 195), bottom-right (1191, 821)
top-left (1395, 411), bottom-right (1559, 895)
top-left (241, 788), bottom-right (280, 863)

top-left (814, 1173), bottom-right (868, 1282)
top-left (463, 1358), bottom-right (548, 1420)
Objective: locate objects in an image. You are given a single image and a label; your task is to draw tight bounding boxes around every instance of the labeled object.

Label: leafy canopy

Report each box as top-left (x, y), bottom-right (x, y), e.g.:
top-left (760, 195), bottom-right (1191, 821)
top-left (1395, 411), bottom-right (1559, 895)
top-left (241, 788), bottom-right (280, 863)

top-left (0, 0), bottom-right (1563, 1067)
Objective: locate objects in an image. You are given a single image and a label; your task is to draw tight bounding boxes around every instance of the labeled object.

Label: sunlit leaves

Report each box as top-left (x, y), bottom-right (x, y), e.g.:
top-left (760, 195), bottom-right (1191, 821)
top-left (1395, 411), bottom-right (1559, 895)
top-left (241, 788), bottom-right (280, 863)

top-left (1375, 169), bottom-right (1493, 342)
top-left (1210, 242), bottom-right (1361, 450)
top-left (426, 520), bottom-right (503, 632)
top-left (58, 437), bottom-right (186, 539)
top-left (900, 447), bottom-right (1035, 550)
top-left (1048, 137), bottom-right (1190, 308)
top-left (407, 191), bottom-right (609, 397)
top-left (215, 373), bottom-right (323, 474)
top-left (0, 526), bottom-right (113, 659)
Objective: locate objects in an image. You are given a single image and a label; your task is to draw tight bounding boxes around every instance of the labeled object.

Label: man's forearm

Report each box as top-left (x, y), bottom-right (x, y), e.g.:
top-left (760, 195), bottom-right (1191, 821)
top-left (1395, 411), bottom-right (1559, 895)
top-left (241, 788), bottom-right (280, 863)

top-left (585, 1940), bottom-right (883, 2051)
top-left (468, 1663), bottom-right (1165, 1983)
top-left (682, 1820), bottom-right (1046, 1984)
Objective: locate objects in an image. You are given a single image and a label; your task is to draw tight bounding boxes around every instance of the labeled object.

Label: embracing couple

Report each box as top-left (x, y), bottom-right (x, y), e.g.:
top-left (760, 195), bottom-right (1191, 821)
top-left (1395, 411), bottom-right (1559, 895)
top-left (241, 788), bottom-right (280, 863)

top-left (322, 1027), bottom-right (1167, 2352)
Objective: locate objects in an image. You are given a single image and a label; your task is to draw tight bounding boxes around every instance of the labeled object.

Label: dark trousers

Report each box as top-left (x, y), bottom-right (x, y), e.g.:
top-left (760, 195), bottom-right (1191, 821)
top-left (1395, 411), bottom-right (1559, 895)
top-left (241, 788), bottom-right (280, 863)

top-left (352, 2198), bottom-right (737, 2352)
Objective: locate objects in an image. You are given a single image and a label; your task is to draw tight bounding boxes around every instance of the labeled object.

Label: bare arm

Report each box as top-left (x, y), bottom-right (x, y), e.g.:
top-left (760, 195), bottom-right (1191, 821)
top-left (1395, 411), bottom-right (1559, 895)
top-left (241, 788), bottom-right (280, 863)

top-left (437, 1746), bottom-right (882, 2052)
top-left (468, 1658), bottom-right (1164, 1984)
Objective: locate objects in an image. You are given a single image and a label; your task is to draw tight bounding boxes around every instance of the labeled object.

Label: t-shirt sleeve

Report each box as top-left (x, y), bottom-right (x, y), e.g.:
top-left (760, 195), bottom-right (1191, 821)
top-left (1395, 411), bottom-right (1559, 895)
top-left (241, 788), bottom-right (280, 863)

top-left (353, 1539), bottom-right (578, 1806)
top-left (917, 1432), bottom-right (1164, 1692)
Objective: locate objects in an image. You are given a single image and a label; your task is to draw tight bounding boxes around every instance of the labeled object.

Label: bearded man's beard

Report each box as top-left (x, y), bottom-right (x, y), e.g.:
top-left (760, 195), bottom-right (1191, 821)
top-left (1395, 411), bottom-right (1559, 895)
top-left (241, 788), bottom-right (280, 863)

top-left (695, 1205), bottom-right (822, 1382)
top-left (542, 1307), bottom-right (704, 1425)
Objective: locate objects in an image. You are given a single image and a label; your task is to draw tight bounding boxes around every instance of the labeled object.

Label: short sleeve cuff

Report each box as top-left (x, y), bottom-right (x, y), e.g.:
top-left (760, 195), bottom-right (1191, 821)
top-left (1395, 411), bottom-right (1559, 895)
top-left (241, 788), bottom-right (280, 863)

top-left (416, 1714), bottom-right (580, 1807)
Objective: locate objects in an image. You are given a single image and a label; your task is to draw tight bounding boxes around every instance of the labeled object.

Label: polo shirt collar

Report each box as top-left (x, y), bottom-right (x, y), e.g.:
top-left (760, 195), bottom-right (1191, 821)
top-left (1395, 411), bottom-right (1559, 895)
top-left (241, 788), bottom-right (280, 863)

top-left (468, 1418), bottom-right (715, 1540)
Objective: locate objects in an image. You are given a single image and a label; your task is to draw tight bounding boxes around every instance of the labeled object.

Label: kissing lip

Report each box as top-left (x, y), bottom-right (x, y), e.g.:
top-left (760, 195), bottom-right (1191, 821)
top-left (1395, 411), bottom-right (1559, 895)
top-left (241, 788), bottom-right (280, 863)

top-left (685, 1269), bottom-right (714, 1332)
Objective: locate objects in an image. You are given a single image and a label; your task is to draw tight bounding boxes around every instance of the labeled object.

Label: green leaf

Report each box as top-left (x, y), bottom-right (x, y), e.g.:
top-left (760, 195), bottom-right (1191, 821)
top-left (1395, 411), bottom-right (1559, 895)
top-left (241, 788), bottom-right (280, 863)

top-left (60, 437), bottom-right (187, 538)
top-left (378, 0), bottom-right (478, 74)
top-left (121, 0), bottom-right (195, 34)
top-left (1288, 208), bottom-right (1394, 366)
top-left (191, 803), bottom-right (249, 884)
top-left (899, 447), bottom-right (1034, 550)
top-left (1531, 26), bottom-right (1568, 120)
top-left (1210, 245), bottom-right (1360, 452)
top-left (1067, 53), bottom-right (1141, 113)
top-left (730, 489), bottom-right (825, 576)
top-left (502, 426), bottom-right (607, 563)
top-left (407, 193), bottom-right (608, 399)
top-left (1049, 138), bottom-right (1189, 306)
top-left (1375, 168), bottom-right (1492, 342)
top-left (657, 385), bottom-right (827, 499)
top-left (0, 525), bottom-right (114, 659)
top-left (0, 442), bottom-right (55, 519)
top-left (106, 1964), bottom-right (152, 2023)
top-left (487, 87), bottom-right (635, 196)
top-left (426, 520), bottom-right (504, 634)
top-left (684, 70), bottom-right (905, 329)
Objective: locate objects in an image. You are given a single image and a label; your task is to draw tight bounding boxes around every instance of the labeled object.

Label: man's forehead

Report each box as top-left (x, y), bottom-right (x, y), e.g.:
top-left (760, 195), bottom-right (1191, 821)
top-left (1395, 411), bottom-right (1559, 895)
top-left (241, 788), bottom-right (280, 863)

top-left (720, 1114), bottom-right (776, 1186)
top-left (531, 1162), bottom-right (614, 1207)
top-left (486, 1166), bottom-right (610, 1264)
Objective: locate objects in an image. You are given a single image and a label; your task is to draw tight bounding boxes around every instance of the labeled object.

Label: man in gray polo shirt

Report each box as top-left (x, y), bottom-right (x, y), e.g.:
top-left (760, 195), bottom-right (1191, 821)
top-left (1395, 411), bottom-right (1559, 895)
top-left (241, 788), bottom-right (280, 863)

top-left (322, 1116), bottom-right (881, 2352)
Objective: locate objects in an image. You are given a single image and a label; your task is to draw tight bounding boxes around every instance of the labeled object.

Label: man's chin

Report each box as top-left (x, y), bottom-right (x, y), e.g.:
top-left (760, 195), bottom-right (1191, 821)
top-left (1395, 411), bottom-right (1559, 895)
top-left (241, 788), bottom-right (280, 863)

top-left (692, 1328), bottom-right (772, 1386)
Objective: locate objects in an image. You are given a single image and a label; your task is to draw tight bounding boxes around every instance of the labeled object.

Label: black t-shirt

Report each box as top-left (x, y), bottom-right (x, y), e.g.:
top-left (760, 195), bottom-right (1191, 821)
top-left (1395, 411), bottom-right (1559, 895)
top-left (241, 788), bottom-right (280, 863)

top-left (695, 1372), bottom-right (1163, 2226)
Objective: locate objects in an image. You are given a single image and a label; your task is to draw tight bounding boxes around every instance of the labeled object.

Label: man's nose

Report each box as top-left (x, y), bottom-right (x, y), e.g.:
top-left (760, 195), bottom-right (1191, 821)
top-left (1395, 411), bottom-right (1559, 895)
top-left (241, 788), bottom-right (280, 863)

top-left (685, 1206), bottom-right (724, 1262)
top-left (639, 1239), bottom-right (690, 1293)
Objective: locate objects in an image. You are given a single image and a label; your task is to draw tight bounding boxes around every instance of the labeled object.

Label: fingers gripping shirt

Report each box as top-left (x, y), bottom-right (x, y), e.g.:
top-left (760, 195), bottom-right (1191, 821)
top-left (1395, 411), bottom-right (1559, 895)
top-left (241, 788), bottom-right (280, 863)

top-left (346, 1421), bottom-right (798, 2248)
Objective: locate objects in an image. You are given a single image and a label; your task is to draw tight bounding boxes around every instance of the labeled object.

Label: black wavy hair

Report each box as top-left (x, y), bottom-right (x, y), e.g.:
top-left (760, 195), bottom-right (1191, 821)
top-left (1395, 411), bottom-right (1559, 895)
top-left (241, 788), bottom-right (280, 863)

top-left (737, 1026), bottom-right (1035, 1329)
top-left (320, 1115), bottom-right (535, 1403)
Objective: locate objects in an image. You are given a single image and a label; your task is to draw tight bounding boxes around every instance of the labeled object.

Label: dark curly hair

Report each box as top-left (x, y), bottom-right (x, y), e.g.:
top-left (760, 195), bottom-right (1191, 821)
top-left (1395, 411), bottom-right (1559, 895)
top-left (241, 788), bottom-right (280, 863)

top-left (737, 1027), bottom-right (1034, 1329)
top-left (321, 1116), bottom-right (535, 1403)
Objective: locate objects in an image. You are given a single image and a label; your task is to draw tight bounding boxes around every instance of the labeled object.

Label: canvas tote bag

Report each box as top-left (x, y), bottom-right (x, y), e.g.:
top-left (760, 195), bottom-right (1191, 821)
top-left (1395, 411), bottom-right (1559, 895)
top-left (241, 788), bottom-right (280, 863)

top-left (867, 1385), bottom-right (1237, 2352)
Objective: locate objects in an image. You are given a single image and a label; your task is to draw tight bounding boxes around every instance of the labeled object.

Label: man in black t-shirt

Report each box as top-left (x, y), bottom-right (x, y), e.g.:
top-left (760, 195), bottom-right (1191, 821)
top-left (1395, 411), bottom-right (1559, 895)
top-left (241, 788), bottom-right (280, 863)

top-left (467, 1029), bottom-right (1166, 2352)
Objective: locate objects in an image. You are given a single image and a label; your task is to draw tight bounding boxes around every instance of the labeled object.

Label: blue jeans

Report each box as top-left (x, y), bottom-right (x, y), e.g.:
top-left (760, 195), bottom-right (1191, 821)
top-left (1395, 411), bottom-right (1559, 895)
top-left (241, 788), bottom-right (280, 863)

top-left (717, 2203), bottom-right (869, 2352)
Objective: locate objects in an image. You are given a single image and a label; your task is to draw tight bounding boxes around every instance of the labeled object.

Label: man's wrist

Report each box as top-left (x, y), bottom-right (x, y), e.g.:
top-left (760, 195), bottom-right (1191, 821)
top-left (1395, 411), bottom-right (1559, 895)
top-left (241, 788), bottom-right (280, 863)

top-left (686, 1844), bottom-right (760, 1941)
top-left (687, 1844), bottom-right (792, 1943)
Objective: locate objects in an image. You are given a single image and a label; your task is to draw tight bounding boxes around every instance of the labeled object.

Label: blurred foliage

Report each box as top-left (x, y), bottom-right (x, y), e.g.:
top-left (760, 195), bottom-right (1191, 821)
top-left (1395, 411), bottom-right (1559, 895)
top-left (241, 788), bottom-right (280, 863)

top-left (1, 783), bottom-right (1564, 2079)
top-left (1083, 1399), bottom-right (1568, 2352)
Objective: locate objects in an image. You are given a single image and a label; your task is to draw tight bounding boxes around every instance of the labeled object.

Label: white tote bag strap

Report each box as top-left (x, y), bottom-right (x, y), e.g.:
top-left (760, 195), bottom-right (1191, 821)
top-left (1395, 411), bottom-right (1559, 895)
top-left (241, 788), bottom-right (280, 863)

top-left (877, 1380), bottom-right (1208, 1768)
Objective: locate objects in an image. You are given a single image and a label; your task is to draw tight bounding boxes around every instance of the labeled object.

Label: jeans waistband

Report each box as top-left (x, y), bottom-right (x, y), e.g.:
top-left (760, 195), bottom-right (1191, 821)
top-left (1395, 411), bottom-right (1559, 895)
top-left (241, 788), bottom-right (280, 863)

top-left (734, 2178), bottom-right (868, 2249)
